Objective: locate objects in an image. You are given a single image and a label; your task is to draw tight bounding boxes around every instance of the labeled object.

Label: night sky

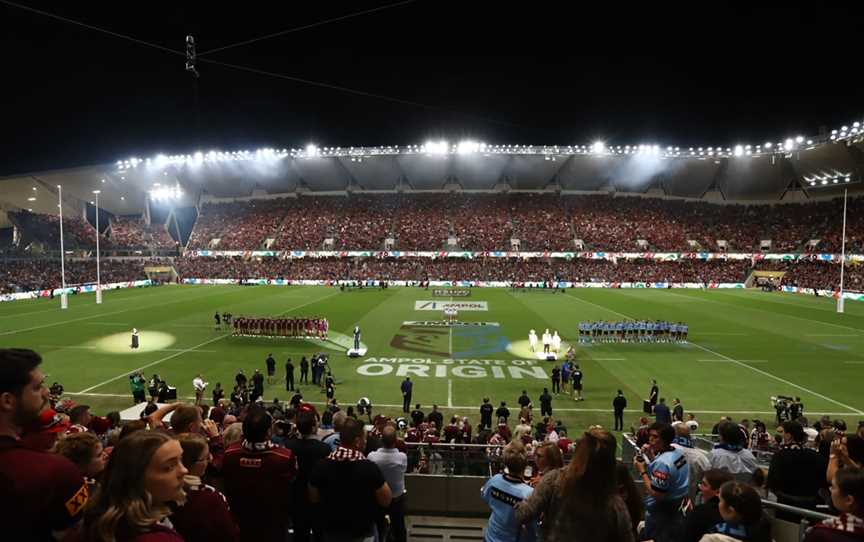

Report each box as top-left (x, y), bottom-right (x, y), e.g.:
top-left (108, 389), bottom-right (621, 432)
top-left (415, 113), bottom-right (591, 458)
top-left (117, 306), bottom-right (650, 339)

top-left (2, 1), bottom-right (862, 176)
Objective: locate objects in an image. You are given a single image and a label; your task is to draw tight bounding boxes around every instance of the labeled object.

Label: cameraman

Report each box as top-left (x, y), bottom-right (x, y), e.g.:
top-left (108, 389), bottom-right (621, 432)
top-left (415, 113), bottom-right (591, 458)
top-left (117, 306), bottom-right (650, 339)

top-left (129, 372), bottom-right (146, 404)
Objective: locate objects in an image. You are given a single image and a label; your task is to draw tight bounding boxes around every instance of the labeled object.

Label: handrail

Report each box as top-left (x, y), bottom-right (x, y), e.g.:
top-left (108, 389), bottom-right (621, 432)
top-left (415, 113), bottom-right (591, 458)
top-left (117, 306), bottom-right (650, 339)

top-left (761, 499), bottom-right (835, 522)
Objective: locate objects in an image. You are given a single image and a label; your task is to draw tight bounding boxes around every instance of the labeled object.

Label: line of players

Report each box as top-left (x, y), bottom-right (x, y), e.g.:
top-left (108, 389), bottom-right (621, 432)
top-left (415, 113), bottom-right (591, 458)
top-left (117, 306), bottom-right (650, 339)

top-left (578, 320), bottom-right (688, 343)
top-left (219, 313), bottom-right (330, 339)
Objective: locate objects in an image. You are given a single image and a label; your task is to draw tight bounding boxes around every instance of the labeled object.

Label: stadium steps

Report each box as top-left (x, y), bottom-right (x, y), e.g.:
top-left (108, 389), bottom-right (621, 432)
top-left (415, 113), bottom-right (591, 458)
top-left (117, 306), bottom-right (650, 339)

top-left (406, 516), bottom-right (486, 541)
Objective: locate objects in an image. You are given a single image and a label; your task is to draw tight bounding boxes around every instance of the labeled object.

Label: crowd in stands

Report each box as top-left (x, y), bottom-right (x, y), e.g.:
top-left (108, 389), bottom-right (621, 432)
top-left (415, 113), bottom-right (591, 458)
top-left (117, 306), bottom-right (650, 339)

top-left (3, 254), bottom-right (863, 294)
top-left (8, 209), bottom-right (105, 250)
top-left (4, 348), bottom-right (863, 542)
top-left (0, 259), bottom-right (147, 293)
top-left (109, 216), bottom-right (177, 250)
top-left (182, 194), bottom-right (864, 253)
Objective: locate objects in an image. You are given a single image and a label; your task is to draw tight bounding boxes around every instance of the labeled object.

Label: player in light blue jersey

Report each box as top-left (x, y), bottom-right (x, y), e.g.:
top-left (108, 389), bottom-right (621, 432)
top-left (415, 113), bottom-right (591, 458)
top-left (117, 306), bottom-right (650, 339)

top-left (615, 321), bottom-right (624, 343)
top-left (681, 322), bottom-right (688, 342)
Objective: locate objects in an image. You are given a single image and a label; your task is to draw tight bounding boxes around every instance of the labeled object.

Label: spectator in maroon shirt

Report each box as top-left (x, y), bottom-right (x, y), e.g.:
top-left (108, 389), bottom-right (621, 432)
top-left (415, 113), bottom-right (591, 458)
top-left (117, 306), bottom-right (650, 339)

top-left (0, 348), bottom-right (89, 542)
top-left (222, 404), bottom-right (298, 542)
top-left (82, 430), bottom-right (187, 542)
top-left (805, 467), bottom-right (864, 542)
top-left (53, 432), bottom-right (107, 492)
top-left (309, 417), bottom-right (392, 541)
top-left (172, 433), bottom-right (240, 542)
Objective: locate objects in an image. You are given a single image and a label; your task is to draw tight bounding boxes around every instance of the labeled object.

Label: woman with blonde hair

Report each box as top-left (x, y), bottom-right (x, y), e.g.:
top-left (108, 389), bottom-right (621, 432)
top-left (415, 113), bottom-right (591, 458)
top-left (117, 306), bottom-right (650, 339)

top-left (515, 427), bottom-right (634, 542)
top-left (82, 430), bottom-right (187, 542)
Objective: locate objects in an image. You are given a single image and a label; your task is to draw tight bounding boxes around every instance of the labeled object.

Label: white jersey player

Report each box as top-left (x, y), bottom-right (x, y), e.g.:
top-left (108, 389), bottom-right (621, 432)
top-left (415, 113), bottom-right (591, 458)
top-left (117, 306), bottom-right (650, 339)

top-left (551, 330), bottom-right (561, 353)
top-left (528, 329), bottom-right (538, 352)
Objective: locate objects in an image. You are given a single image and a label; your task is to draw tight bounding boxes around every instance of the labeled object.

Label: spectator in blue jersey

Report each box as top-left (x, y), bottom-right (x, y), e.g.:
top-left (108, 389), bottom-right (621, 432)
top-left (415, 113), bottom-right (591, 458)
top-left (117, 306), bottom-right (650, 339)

top-left (634, 421), bottom-right (690, 542)
top-left (481, 440), bottom-right (537, 542)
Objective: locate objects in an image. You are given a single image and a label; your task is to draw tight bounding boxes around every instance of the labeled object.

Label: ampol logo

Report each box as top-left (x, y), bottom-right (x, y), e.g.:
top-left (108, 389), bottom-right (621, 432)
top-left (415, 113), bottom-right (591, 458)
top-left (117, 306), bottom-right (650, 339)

top-left (414, 300), bottom-right (488, 311)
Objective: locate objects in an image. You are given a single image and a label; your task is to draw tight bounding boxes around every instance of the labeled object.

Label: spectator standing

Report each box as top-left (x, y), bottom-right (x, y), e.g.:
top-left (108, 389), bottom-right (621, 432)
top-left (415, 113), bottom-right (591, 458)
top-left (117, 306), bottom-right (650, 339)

top-left (82, 431), bottom-right (187, 542)
top-left (654, 398), bottom-right (672, 425)
top-left (300, 356), bottom-right (309, 384)
top-left (192, 374), bottom-right (207, 406)
top-left (401, 377), bottom-right (413, 413)
top-left (480, 398), bottom-right (494, 430)
top-left (369, 425), bottom-right (409, 542)
top-left (265, 353), bottom-right (276, 385)
top-left (551, 365), bottom-right (560, 394)
top-left (496, 401), bottom-right (511, 425)
top-left (539, 388), bottom-right (552, 418)
top-left (648, 379), bottom-right (659, 412)
top-left (613, 390), bottom-right (627, 431)
top-left (768, 420), bottom-right (829, 517)
top-left (251, 369), bottom-right (264, 402)
top-left (683, 468), bottom-right (733, 542)
top-left (283, 409), bottom-right (331, 542)
top-left (212, 382), bottom-right (224, 406)
top-left (633, 422), bottom-right (690, 542)
top-left (222, 405), bottom-right (297, 542)
top-left (710, 421), bottom-right (758, 477)
top-left (285, 358), bottom-right (295, 392)
top-left (515, 427), bottom-right (634, 542)
top-left (428, 404), bottom-right (444, 430)
top-left (529, 442), bottom-right (564, 487)
top-left (172, 433), bottom-right (240, 542)
top-left (130, 372), bottom-right (146, 404)
top-left (518, 390), bottom-right (531, 410)
top-left (52, 432), bottom-right (106, 493)
top-left (672, 398), bottom-right (684, 423)
top-left (410, 404), bottom-right (425, 428)
top-left (481, 441), bottom-right (538, 542)
top-left (0, 349), bottom-right (89, 542)
top-left (310, 417), bottom-right (392, 541)
top-left (672, 424), bottom-right (711, 501)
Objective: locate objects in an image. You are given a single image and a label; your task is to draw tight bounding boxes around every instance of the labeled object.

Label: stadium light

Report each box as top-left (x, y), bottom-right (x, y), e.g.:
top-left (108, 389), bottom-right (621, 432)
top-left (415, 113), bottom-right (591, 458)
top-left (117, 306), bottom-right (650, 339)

top-left (734, 145), bottom-right (744, 157)
top-left (305, 144), bottom-right (319, 157)
top-left (591, 141), bottom-right (605, 154)
top-left (149, 184), bottom-right (183, 200)
top-left (457, 140), bottom-right (480, 154)
top-left (784, 139), bottom-right (794, 151)
top-left (425, 140), bottom-right (448, 155)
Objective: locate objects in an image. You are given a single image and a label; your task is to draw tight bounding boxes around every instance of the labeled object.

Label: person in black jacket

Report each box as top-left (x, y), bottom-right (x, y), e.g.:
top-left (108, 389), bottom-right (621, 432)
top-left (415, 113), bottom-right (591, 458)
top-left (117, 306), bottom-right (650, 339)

top-left (479, 398), bottom-right (493, 430)
top-left (613, 390), bottom-right (627, 431)
top-left (683, 469), bottom-right (734, 542)
top-left (768, 420), bottom-right (829, 520)
top-left (496, 401), bottom-right (510, 425)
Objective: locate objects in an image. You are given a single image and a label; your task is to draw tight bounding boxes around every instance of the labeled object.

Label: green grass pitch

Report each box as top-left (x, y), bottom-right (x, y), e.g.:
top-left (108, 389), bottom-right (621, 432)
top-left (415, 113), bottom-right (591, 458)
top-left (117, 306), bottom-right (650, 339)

top-left (2, 285), bottom-right (863, 434)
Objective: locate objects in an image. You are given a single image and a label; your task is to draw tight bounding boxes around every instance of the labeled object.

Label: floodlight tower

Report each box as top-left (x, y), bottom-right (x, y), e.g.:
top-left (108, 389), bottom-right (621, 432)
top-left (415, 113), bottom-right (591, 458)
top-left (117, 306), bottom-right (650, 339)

top-left (57, 185), bottom-right (68, 309)
top-left (838, 188), bottom-right (848, 314)
top-left (93, 190), bottom-right (102, 304)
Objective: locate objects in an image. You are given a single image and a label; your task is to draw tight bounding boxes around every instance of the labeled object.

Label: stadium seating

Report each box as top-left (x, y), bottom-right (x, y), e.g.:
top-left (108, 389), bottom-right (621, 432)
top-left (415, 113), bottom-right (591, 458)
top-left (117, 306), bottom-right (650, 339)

top-left (182, 194), bottom-right (864, 253)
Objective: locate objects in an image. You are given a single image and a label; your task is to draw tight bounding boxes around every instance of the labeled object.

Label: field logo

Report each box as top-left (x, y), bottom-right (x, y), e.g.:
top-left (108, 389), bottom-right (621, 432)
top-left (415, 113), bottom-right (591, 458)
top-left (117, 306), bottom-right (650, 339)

top-left (414, 300), bottom-right (488, 311)
top-left (390, 324), bottom-right (450, 357)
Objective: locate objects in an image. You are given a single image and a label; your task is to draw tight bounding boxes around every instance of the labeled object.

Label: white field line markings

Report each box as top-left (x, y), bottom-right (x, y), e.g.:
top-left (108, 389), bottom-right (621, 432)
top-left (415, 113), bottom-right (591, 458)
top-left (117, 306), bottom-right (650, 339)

top-left (77, 334), bottom-right (231, 393)
top-left (77, 292), bottom-right (339, 394)
top-left (62, 392), bottom-right (857, 417)
top-left (845, 361), bottom-right (864, 364)
top-left (683, 292), bottom-right (864, 335)
top-left (448, 379), bottom-right (453, 408)
top-left (593, 358), bottom-right (627, 361)
top-left (568, 293), bottom-right (864, 415)
top-left (805, 334), bottom-right (861, 337)
top-left (0, 286), bottom-right (237, 336)
top-left (84, 322), bottom-right (131, 326)
top-left (696, 332), bottom-right (749, 336)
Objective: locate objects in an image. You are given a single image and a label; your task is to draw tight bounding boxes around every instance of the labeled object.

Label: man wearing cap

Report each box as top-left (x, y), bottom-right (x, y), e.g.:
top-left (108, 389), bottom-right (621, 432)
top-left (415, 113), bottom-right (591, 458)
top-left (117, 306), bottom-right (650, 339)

top-left (0, 348), bottom-right (89, 540)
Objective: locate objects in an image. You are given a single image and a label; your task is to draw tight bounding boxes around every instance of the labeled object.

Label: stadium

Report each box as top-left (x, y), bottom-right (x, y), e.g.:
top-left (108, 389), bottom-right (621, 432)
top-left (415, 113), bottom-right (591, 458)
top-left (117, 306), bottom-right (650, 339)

top-left (2, 3), bottom-right (863, 542)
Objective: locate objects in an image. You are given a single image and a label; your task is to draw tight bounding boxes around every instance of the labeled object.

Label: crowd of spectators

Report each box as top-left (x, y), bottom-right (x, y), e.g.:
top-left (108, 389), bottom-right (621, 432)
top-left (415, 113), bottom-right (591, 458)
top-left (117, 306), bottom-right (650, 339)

top-left (4, 348), bottom-right (864, 541)
top-left (0, 259), bottom-right (147, 293)
top-left (109, 217), bottom-right (177, 250)
top-left (8, 209), bottom-right (106, 250)
top-left (3, 255), bottom-right (863, 295)
top-left (180, 194), bottom-right (864, 253)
